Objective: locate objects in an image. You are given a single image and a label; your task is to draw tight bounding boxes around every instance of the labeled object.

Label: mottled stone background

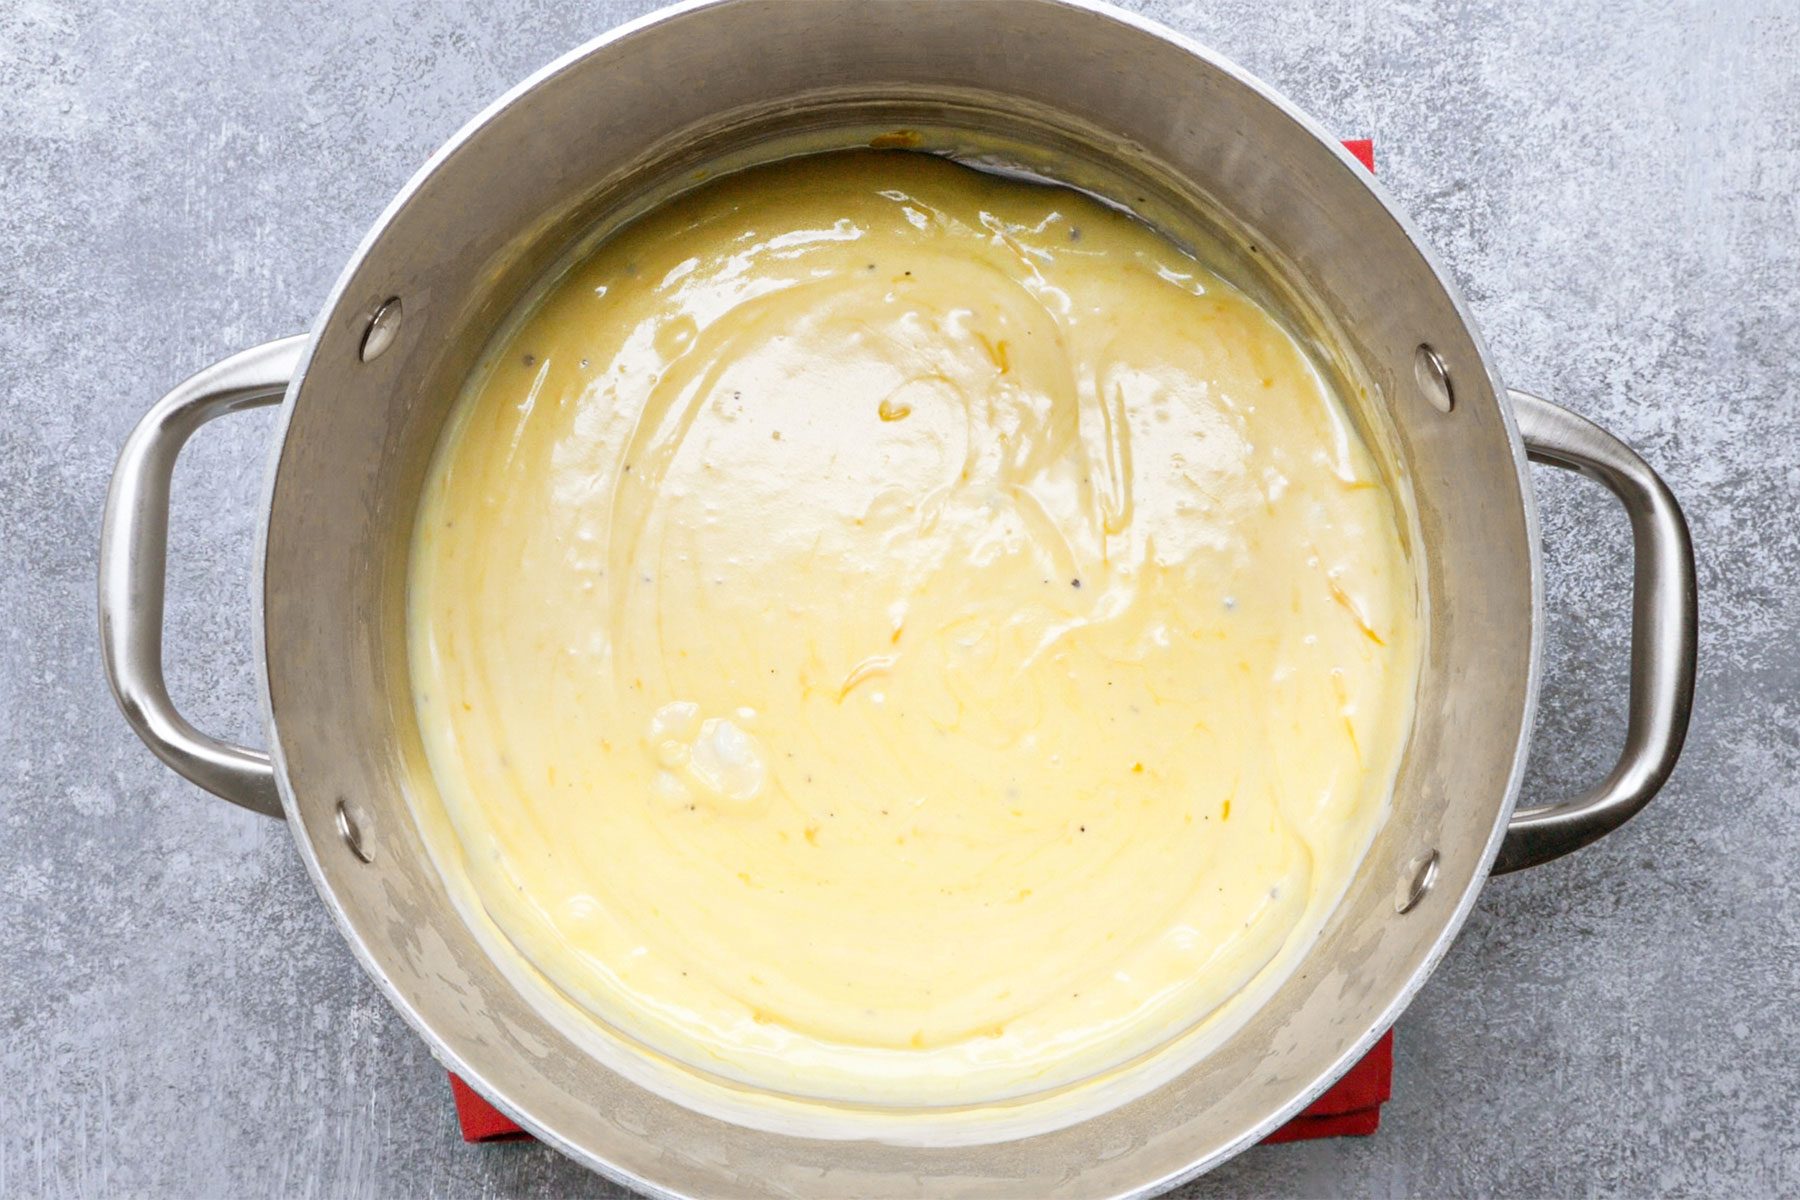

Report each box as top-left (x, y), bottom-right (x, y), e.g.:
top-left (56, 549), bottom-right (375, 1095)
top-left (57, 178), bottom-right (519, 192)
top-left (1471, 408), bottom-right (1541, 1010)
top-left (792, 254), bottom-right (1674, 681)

top-left (3, 0), bottom-right (1795, 1195)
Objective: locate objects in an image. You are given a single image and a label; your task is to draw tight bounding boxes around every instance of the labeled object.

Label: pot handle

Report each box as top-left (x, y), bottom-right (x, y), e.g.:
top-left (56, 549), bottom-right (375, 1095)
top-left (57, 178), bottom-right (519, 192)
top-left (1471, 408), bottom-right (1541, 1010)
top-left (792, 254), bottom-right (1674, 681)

top-left (99, 336), bottom-right (307, 819)
top-left (1495, 389), bottom-right (1698, 873)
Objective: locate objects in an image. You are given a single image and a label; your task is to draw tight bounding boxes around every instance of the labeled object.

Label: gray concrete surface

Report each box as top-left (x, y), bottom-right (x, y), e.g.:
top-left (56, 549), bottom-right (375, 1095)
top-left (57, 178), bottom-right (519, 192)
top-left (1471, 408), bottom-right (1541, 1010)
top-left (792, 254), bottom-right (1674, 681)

top-left (3, 0), bottom-right (1796, 1195)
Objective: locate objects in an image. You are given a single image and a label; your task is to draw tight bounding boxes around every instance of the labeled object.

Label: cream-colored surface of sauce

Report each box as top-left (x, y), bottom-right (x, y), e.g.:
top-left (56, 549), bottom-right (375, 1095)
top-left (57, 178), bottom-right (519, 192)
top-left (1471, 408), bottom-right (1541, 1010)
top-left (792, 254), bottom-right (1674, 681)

top-left (408, 150), bottom-right (1419, 1110)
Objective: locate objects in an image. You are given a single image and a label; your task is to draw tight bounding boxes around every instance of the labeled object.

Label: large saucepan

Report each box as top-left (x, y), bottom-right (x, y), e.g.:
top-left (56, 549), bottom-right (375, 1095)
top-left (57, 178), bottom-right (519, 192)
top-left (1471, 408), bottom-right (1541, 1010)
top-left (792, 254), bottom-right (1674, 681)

top-left (98, 1), bottom-right (1696, 1194)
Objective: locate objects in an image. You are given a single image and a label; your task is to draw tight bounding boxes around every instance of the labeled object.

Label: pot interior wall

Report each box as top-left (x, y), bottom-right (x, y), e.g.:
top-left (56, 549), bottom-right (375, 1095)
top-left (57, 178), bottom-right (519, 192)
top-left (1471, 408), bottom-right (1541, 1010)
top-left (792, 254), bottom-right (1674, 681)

top-left (262, 2), bottom-right (1535, 1194)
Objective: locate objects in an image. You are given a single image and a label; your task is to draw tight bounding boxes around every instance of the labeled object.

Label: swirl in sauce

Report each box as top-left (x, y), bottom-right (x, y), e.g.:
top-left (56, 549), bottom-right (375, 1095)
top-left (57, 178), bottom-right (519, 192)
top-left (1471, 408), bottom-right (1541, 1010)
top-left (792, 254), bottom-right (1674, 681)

top-left (408, 150), bottom-right (1419, 1108)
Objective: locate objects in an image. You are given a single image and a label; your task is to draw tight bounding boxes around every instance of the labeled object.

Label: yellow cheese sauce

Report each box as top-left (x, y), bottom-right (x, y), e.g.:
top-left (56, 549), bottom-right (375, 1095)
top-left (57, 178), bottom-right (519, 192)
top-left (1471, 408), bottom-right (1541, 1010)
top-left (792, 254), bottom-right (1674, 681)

top-left (408, 150), bottom-right (1419, 1111)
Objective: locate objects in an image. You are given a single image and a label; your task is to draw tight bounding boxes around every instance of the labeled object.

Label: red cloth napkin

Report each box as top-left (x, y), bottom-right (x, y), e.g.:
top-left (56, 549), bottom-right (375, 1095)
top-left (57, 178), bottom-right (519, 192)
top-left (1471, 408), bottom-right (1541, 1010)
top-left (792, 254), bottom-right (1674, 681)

top-left (449, 1072), bottom-right (535, 1143)
top-left (1342, 137), bottom-right (1375, 172)
top-left (1260, 1027), bottom-right (1392, 1143)
top-left (447, 136), bottom-right (1387, 1149)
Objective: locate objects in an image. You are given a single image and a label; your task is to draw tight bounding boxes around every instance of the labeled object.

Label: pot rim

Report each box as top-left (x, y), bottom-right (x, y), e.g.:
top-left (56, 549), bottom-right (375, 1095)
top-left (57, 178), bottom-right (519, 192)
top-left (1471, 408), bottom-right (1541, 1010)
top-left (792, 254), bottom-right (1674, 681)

top-left (252, 1), bottom-right (1543, 1193)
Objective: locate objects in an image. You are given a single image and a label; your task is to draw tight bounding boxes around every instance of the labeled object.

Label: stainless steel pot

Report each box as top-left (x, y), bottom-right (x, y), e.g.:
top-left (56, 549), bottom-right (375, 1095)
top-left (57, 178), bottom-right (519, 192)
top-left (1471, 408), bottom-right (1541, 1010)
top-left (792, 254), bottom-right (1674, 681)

top-left (98, 1), bottom-right (1697, 1194)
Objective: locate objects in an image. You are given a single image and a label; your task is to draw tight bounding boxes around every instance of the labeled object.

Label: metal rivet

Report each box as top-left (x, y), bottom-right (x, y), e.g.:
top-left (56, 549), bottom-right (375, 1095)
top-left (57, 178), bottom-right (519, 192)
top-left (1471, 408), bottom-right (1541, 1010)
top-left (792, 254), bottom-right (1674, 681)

top-left (360, 296), bottom-right (403, 363)
top-left (1414, 343), bottom-right (1453, 413)
top-left (1396, 849), bottom-right (1439, 914)
top-left (335, 798), bottom-right (373, 863)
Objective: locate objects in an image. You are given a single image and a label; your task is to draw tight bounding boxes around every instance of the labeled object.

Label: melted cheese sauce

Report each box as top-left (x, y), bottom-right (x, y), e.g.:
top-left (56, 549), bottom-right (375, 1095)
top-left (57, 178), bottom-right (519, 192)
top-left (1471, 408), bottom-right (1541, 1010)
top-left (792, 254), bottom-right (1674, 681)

top-left (408, 150), bottom-right (1419, 1109)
